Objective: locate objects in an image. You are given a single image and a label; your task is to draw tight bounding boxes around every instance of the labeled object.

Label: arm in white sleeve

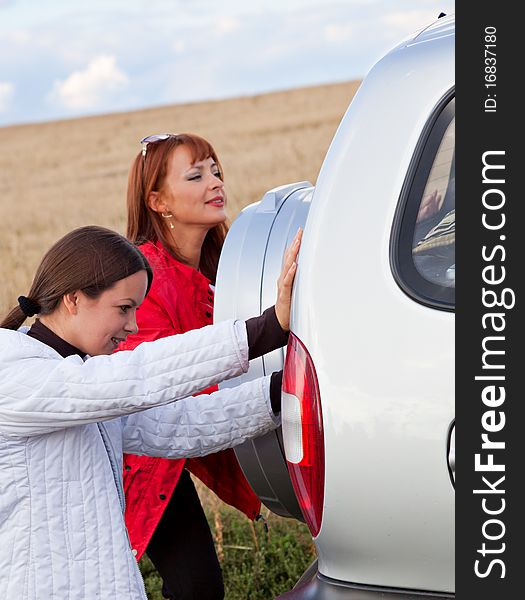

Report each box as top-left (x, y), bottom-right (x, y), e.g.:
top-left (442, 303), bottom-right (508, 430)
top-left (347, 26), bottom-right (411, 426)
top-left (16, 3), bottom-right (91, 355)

top-left (122, 375), bottom-right (280, 458)
top-left (0, 320), bottom-right (249, 436)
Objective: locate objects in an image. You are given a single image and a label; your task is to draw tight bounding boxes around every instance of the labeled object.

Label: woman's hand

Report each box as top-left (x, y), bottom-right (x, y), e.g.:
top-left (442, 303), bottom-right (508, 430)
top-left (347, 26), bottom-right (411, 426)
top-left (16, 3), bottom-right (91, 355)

top-left (416, 189), bottom-right (442, 223)
top-left (275, 228), bottom-right (302, 331)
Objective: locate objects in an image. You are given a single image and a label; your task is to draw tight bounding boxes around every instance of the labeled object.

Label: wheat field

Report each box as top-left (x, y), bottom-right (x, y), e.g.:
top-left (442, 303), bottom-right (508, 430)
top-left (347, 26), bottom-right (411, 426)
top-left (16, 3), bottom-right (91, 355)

top-left (0, 80), bottom-right (359, 317)
top-left (0, 81), bottom-right (360, 597)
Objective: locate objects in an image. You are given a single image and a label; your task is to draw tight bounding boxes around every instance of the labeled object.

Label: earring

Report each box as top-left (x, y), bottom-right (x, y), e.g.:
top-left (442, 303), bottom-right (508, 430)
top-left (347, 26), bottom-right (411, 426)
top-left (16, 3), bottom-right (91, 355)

top-left (161, 211), bottom-right (175, 229)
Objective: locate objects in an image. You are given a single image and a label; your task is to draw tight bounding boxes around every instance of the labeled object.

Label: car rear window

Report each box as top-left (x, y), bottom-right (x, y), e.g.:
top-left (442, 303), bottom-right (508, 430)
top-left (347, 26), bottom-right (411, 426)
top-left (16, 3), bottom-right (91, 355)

top-left (392, 96), bottom-right (455, 310)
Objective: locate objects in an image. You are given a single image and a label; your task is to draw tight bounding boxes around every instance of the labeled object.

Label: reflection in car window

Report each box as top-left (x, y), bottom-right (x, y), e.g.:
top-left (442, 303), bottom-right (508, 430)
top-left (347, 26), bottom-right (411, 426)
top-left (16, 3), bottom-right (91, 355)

top-left (412, 118), bottom-right (455, 289)
top-left (392, 95), bottom-right (455, 310)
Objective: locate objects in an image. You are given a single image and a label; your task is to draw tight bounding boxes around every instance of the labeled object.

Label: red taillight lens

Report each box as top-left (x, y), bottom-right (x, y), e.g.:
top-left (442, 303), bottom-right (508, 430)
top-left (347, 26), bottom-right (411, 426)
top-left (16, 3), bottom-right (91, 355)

top-left (282, 333), bottom-right (324, 537)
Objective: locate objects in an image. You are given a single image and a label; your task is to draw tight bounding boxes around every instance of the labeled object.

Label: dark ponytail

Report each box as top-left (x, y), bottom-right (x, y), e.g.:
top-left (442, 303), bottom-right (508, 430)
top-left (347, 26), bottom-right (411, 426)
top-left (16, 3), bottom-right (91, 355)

top-left (1, 225), bottom-right (153, 330)
top-left (1, 304), bottom-right (29, 331)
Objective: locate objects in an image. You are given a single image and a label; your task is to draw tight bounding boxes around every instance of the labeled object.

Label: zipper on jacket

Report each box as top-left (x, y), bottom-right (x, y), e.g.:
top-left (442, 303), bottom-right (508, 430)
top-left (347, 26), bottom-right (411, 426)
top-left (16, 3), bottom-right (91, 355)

top-left (97, 423), bottom-right (126, 512)
top-left (97, 423), bottom-right (149, 599)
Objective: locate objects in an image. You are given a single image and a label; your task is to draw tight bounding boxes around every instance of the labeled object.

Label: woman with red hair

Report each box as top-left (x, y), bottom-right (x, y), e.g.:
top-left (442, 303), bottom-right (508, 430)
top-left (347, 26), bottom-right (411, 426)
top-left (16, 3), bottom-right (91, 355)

top-left (121, 133), bottom-right (262, 599)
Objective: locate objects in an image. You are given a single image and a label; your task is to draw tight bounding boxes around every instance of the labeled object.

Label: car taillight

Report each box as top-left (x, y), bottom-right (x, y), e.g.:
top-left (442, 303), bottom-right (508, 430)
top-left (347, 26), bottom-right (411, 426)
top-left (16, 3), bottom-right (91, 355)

top-left (282, 333), bottom-right (324, 537)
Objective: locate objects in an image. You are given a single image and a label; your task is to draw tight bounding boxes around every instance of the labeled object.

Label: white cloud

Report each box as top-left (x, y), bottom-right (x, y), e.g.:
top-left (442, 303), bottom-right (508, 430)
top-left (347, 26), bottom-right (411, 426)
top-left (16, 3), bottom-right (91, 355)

top-left (216, 16), bottom-right (240, 34)
top-left (382, 10), bottom-right (438, 36)
top-left (0, 1), bottom-right (455, 126)
top-left (323, 23), bottom-right (355, 44)
top-left (0, 81), bottom-right (14, 112)
top-left (173, 40), bottom-right (186, 54)
top-left (4, 29), bottom-right (30, 46)
top-left (49, 55), bottom-right (128, 110)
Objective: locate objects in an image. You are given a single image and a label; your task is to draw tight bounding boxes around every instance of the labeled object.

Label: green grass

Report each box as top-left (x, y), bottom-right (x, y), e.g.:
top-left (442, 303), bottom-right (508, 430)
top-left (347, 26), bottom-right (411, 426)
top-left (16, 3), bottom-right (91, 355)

top-left (139, 502), bottom-right (316, 600)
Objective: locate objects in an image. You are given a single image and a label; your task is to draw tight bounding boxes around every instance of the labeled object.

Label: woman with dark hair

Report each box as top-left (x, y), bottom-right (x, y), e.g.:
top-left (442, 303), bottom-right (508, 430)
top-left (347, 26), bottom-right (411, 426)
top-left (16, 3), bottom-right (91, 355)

top-left (121, 133), bottom-right (259, 599)
top-left (0, 224), bottom-right (301, 600)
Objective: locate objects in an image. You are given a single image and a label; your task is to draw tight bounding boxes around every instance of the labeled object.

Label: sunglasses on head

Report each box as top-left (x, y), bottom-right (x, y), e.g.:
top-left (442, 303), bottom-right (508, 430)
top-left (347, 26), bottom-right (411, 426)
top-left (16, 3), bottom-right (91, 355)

top-left (140, 133), bottom-right (180, 158)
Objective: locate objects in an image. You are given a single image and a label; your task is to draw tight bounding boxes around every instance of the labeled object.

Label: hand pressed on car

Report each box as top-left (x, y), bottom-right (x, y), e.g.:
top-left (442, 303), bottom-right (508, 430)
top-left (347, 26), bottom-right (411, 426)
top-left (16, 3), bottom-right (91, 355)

top-left (275, 228), bottom-right (302, 332)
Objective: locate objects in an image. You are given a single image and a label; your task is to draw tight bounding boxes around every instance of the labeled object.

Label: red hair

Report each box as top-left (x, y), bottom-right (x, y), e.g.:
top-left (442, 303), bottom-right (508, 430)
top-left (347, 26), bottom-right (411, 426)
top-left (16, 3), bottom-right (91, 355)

top-left (126, 133), bottom-right (228, 283)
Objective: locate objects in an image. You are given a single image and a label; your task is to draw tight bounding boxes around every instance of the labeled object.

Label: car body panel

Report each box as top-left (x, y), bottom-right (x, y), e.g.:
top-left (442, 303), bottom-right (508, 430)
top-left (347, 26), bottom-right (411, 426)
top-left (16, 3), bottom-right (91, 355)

top-left (290, 15), bottom-right (454, 592)
top-left (216, 13), bottom-right (455, 598)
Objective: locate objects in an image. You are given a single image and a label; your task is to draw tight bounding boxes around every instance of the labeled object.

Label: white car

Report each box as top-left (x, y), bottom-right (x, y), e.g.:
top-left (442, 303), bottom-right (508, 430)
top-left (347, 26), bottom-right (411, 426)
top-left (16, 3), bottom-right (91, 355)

top-left (215, 13), bottom-right (455, 599)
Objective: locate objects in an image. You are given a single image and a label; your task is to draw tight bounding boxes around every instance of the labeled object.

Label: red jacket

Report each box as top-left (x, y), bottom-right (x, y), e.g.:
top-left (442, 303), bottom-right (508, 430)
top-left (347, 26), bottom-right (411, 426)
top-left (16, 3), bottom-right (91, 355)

top-left (118, 241), bottom-right (261, 560)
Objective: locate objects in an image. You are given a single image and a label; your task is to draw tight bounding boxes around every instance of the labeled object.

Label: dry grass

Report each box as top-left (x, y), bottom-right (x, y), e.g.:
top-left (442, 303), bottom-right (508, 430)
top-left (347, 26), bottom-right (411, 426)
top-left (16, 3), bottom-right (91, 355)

top-left (0, 80), bottom-right (359, 317)
top-left (0, 84), bottom-right (352, 596)
top-left (141, 476), bottom-right (317, 599)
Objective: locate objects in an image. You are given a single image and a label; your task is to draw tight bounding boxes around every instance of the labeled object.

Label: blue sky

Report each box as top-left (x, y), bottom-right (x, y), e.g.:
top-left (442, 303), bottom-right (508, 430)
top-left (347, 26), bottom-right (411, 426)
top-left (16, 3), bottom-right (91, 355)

top-left (0, 0), bottom-right (454, 127)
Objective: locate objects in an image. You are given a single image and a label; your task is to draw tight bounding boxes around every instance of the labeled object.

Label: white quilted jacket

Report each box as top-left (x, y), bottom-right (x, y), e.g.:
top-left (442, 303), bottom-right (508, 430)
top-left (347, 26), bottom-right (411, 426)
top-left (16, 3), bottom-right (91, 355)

top-left (0, 320), bottom-right (279, 599)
